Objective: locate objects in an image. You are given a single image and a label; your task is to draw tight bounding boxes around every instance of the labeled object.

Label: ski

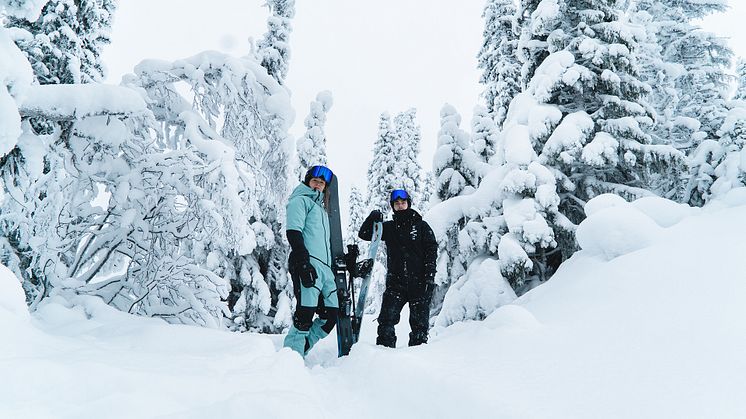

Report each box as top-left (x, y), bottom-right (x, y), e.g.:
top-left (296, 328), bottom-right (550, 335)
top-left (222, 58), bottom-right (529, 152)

top-left (351, 221), bottom-right (382, 343)
top-left (327, 174), bottom-right (355, 357)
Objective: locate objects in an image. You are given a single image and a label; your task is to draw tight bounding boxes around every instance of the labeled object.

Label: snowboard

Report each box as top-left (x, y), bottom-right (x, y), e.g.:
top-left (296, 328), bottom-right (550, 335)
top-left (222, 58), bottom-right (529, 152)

top-left (351, 220), bottom-right (383, 343)
top-left (327, 174), bottom-right (355, 357)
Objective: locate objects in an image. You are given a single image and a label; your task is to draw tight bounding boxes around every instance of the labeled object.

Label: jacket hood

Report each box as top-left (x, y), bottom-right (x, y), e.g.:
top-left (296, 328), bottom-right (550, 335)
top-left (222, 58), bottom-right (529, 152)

top-left (290, 182), bottom-right (324, 206)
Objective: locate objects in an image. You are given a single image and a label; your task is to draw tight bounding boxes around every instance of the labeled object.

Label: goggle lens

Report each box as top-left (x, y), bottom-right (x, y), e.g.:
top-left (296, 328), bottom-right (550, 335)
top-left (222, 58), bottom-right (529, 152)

top-left (390, 189), bottom-right (409, 201)
top-left (309, 165), bottom-right (333, 183)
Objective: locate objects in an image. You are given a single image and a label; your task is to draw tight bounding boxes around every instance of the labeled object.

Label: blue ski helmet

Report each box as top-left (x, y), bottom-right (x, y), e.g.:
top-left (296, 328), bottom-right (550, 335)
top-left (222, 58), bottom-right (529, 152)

top-left (304, 165), bottom-right (333, 188)
top-left (389, 189), bottom-right (411, 210)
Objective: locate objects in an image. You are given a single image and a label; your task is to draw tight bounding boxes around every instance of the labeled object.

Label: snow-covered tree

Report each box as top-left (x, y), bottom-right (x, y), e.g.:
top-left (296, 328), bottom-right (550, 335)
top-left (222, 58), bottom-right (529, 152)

top-left (420, 171), bottom-right (435, 211)
top-left (635, 0), bottom-right (731, 151)
top-left (477, 0), bottom-right (521, 126)
top-left (430, 0), bottom-right (685, 300)
top-left (522, 1), bottom-right (683, 207)
top-left (685, 106), bottom-right (746, 204)
top-left (129, 52), bottom-right (295, 332)
top-left (433, 104), bottom-right (477, 202)
top-left (346, 185), bottom-right (366, 247)
top-left (734, 59), bottom-right (746, 101)
top-left (515, 0), bottom-right (561, 90)
top-left (7, 0), bottom-right (116, 85)
top-left (471, 105), bottom-right (500, 168)
top-left (366, 112), bottom-right (399, 214)
top-left (296, 90), bottom-right (333, 181)
top-left (256, 0), bottom-right (295, 84)
top-left (391, 108), bottom-right (423, 204)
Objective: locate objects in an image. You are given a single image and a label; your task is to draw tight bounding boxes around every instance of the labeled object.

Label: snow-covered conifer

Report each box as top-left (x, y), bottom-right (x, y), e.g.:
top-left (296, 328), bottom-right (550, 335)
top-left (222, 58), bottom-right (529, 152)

top-left (256, 0), bottom-right (295, 84)
top-left (296, 90), bottom-right (333, 181)
top-left (7, 0), bottom-right (116, 85)
top-left (435, 0), bottom-right (685, 298)
top-left (366, 112), bottom-right (399, 214)
top-left (471, 105), bottom-right (500, 166)
top-left (346, 185), bottom-right (366, 247)
top-left (638, 0), bottom-right (732, 150)
top-left (685, 106), bottom-right (746, 204)
top-left (420, 171), bottom-right (435, 211)
top-left (735, 59), bottom-right (746, 101)
top-left (392, 108), bottom-right (423, 204)
top-left (478, 0), bottom-right (521, 125)
top-left (433, 104), bottom-right (477, 202)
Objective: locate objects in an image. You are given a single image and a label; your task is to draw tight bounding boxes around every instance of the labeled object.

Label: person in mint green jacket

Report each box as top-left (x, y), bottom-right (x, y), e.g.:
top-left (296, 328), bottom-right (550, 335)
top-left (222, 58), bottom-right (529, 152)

top-left (283, 165), bottom-right (338, 357)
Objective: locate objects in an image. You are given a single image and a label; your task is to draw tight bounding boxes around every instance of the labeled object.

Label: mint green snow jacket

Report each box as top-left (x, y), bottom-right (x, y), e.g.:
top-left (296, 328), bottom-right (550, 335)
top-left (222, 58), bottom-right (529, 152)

top-left (286, 183), bottom-right (332, 267)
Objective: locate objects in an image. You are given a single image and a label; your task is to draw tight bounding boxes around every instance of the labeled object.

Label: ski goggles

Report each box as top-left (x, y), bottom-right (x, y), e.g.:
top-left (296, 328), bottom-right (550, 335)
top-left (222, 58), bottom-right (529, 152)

top-left (390, 189), bottom-right (409, 202)
top-left (307, 165), bottom-right (333, 183)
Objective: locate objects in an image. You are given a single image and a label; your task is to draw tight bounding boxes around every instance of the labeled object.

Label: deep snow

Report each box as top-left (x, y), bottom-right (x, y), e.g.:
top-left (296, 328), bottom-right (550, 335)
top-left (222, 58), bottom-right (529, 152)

top-left (3, 191), bottom-right (746, 419)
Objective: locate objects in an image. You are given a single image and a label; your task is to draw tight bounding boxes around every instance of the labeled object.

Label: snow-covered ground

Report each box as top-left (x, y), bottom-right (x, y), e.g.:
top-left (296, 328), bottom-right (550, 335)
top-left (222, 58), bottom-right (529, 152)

top-left (3, 191), bottom-right (746, 419)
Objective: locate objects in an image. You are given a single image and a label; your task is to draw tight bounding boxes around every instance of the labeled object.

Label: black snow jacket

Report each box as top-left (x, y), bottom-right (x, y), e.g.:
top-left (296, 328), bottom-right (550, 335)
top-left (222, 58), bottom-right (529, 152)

top-left (358, 208), bottom-right (438, 295)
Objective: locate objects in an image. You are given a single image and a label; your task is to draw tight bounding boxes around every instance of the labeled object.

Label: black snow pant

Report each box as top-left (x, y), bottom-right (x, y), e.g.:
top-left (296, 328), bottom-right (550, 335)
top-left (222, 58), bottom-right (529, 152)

top-left (376, 287), bottom-right (431, 348)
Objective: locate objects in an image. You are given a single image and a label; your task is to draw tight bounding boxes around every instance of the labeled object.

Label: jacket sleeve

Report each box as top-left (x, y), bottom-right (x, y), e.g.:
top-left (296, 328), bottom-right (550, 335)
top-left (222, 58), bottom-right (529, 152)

top-left (286, 196), bottom-right (308, 232)
top-left (358, 212), bottom-right (375, 241)
top-left (421, 221), bottom-right (438, 283)
top-left (359, 215), bottom-right (391, 242)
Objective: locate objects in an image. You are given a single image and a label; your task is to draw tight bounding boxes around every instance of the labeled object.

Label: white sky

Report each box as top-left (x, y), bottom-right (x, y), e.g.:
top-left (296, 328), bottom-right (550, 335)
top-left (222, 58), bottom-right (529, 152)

top-left (103, 1), bottom-right (746, 207)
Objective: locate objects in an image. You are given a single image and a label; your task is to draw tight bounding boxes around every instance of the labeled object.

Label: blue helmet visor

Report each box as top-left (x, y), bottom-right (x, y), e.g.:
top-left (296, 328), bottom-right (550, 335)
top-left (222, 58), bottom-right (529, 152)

top-left (308, 165), bottom-right (333, 184)
top-left (390, 189), bottom-right (409, 202)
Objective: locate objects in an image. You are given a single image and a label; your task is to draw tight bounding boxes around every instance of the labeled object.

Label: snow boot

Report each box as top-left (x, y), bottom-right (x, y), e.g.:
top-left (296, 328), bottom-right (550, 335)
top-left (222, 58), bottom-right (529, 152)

top-left (284, 326), bottom-right (311, 357)
top-left (305, 318), bottom-right (330, 354)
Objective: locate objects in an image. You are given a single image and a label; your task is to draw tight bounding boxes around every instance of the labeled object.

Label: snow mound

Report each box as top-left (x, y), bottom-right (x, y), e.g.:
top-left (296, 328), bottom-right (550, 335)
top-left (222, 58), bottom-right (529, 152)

top-left (583, 193), bottom-right (628, 216)
top-left (630, 196), bottom-right (698, 227)
top-left (436, 257), bottom-right (517, 327)
top-left (577, 195), bottom-right (663, 260)
top-left (707, 187), bottom-right (746, 210)
top-left (0, 264), bottom-right (29, 322)
top-left (483, 304), bottom-right (541, 331)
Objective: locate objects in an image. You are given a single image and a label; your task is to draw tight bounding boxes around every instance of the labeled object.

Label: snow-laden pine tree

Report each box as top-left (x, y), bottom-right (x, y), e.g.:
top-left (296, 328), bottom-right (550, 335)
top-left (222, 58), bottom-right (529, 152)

top-left (429, 104), bottom-right (482, 316)
top-left (477, 0), bottom-right (521, 126)
top-left (366, 112), bottom-right (399, 214)
top-left (708, 107), bottom-right (746, 197)
top-left (433, 104), bottom-right (478, 202)
top-left (471, 105), bottom-right (500, 168)
top-left (515, 0), bottom-right (561, 90)
top-left (391, 108), bottom-right (423, 204)
top-left (296, 90), bottom-right (333, 181)
top-left (433, 0), bottom-right (685, 300)
top-left (345, 185), bottom-right (366, 248)
top-left (256, 0), bottom-right (295, 84)
top-left (636, 0), bottom-right (731, 152)
top-left (685, 106), bottom-right (746, 204)
top-left (420, 171), bottom-right (435, 211)
top-left (7, 0), bottom-right (116, 85)
top-left (521, 0), bottom-right (683, 209)
top-left (734, 59), bottom-right (746, 101)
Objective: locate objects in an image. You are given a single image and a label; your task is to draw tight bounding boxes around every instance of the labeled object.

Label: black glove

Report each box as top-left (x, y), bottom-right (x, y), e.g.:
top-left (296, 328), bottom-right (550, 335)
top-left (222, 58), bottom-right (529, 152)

top-left (367, 210), bottom-right (383, 223)
top-left (345, 245), bottom-right (360, 273)
top-left (287, 230), bottom-right (317, 288)
top-left (290, 253), bottom-right (318, 288)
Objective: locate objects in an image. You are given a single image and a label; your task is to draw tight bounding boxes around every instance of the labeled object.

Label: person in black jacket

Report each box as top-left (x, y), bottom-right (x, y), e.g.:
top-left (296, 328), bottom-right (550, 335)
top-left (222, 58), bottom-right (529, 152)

top-left (358, 189), bottom-right (438, 347)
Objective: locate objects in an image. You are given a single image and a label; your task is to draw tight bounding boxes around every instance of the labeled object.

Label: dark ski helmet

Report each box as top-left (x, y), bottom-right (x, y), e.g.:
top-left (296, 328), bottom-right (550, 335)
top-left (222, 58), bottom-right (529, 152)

top-left (389, 189), bottom-right (411, 210)
top-left (304, 165), bottom-right (333, 188)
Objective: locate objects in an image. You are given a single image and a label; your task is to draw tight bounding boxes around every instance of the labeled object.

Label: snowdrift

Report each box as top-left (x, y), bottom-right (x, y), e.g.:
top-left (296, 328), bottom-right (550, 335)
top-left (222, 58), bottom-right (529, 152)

top-left (2, 191), bottom-right (746, 418)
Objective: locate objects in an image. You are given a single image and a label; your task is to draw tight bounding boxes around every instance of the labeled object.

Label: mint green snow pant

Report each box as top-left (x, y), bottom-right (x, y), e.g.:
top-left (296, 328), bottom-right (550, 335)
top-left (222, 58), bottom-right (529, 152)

top-left (284, 259), bottom-right (338, 356)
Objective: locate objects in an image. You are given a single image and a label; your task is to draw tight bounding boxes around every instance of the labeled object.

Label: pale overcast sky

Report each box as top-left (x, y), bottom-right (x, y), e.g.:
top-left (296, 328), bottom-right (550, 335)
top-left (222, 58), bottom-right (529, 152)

top-left (103, 1), bottom-right (746, 209)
